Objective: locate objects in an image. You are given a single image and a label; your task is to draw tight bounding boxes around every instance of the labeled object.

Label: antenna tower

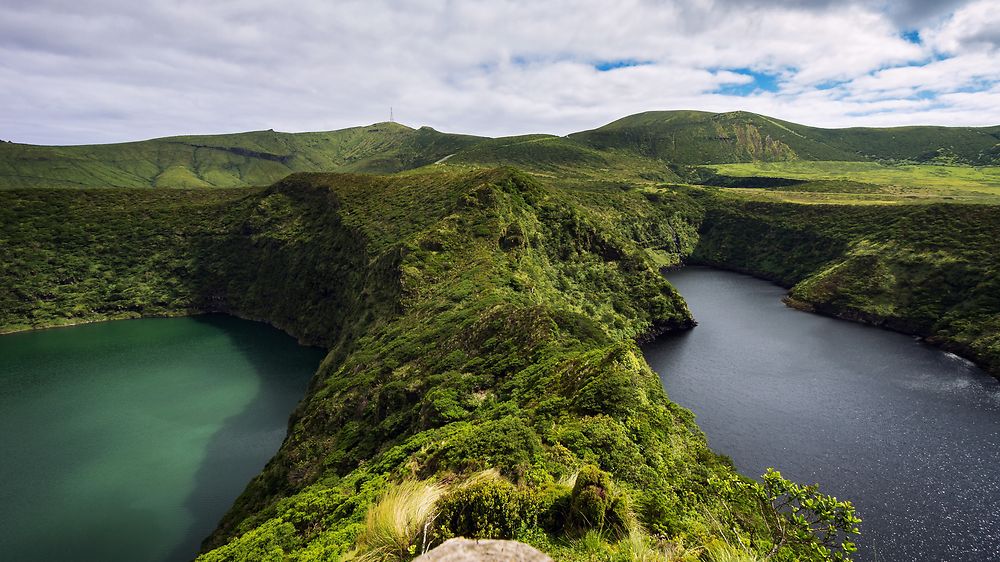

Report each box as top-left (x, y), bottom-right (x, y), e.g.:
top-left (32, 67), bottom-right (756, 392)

top-left (390, 107), bottom-right (394, 123)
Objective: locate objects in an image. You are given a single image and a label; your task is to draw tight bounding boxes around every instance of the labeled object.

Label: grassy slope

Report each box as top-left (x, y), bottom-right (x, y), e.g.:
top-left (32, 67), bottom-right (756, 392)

top-left (0, 123), bottom-right (483, 189)
top-left (687, 188), bottom-right (1000, 375)
top-left (1, 170), bottom-right (840, 561)
top-left (445, 134), bottom-right (682, 183)
top-left (705, 161), bottom-right (1000, 204)
top-left (569, 110), bottom-right (1000, 165)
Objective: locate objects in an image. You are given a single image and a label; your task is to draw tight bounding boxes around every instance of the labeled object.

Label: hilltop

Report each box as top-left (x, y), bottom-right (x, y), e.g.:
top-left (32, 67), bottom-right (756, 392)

top-left (1, 110), bottom-right (998, 190)
top-left (569, 110), bottom-right (1000, 165)
top-left (0, 122), bottom-right (482, 188)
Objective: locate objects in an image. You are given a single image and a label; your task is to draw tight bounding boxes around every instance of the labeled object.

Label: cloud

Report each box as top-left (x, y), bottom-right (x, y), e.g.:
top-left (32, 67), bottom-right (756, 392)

top-left (924, 0), bottom-right (1000, 52)
top-left (708, 0), bottom-right (967, 27)
top-left (0, 0), bottom-right (997, 145)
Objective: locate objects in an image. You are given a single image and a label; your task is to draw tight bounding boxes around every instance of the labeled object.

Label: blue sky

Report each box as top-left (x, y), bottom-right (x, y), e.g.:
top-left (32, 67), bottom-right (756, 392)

top-left (0, 0), bottom-right (998, 144)
top-left (714, 69), bottom-right (781, 96)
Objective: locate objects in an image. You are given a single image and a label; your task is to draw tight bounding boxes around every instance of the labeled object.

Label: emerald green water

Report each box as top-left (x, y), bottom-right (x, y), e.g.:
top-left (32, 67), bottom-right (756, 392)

top-left (0, 315), bottom-right (325, 562)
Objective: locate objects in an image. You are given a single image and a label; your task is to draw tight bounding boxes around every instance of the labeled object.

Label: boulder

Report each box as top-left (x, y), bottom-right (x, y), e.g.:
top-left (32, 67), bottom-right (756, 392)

top-left (414, 538), bottom-right (552, 562)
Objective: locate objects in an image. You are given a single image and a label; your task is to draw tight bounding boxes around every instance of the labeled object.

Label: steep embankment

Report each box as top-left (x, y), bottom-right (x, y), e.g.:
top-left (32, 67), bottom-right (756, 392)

top-left (0, 170), bottom-right (856, 561)
top-left (0, 123), bottom-right (482, 189)
top-left (0, 184), bottom-right (381, 348)
top-left (690, 193), bottom-right (1000, 376)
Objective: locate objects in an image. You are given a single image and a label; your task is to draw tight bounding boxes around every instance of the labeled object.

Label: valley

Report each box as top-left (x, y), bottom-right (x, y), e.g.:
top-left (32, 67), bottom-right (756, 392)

top-left (2, 110), bottom-right (999, 561)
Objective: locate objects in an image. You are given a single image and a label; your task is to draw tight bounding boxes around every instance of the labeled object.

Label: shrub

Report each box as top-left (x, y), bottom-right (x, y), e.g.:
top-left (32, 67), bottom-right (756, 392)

top-left (566, 465), bottom-right (631, 539)
top-left (433, 416), bottom-right (543, 475)
top-left (434, 471), bottom-right (542, 541)
top-left (637, 486), bottom-right (683, 537)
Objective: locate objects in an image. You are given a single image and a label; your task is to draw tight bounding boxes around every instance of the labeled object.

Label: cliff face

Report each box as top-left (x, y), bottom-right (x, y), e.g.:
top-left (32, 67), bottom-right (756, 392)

top-left (691, 195), bottom-right (1000, 376)
top-left (0, 181), bottom-right (384, 351)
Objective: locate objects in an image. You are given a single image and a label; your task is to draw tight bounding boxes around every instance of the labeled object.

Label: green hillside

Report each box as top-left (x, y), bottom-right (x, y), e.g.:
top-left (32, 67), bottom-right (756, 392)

top-left (0, 123), bottom-right (482, 189)
top-left (569, 110), bottom-right (1000, 165)
top-left (445, 134), bottom-right (681, 182)
top-left (684, 188), bottom-right (1000, 373)
top-left (0, 169), bottom-right (864, 561)
top-left (6, 110), bottom-right (1000, 561)
top-left (4, 110), bottom-right (998, 191)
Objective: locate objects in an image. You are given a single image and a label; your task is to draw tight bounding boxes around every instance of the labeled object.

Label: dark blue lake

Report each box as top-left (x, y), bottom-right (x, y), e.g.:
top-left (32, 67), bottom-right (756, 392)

top-left (643, 267), bottom-right (1000, 562)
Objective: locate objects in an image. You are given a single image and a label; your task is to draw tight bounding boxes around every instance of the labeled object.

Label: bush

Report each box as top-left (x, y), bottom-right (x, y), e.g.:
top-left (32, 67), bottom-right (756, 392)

top-left (566, 465), bottom-right (631, 539)
top-left (434, 471), bottom-right (543, 541)
top-left (433, 416), bottom-right (543, 475)
top-left (637, 486), bottom-right (683, 537)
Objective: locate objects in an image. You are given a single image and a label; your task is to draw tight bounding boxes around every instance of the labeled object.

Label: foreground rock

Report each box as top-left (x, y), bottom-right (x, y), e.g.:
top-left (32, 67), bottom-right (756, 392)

top-left (415, 538), bottom-right (553, 562)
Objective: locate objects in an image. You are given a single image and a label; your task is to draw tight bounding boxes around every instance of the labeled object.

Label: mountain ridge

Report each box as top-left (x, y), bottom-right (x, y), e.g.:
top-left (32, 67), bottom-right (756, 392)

top-left (3, 110), bottom-right (998, 190)
top-left (569, 110), bottom-right (1000, 165)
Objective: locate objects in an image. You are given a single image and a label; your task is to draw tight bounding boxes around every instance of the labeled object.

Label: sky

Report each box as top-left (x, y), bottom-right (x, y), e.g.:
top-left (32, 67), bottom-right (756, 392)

top-left (1, 0), bottom-right (999, 145)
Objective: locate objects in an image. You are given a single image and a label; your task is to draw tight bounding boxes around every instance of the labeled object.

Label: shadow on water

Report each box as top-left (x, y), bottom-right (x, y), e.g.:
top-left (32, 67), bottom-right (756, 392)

top-left (165, 315), bottom-right (325, 562)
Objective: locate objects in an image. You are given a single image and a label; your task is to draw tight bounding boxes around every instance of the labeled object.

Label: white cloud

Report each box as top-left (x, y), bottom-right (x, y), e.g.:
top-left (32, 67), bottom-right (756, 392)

top-left (924, 0), bottom-right (1000, 53)
top-left (0, 0), bottom-right (997, 144)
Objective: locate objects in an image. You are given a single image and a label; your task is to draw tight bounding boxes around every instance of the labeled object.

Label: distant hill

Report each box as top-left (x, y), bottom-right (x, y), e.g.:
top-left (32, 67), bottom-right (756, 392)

top-left (445, 134), bottom-right (683, 182)
top-left (569, 110), bottom-right (1000, 165)
top-left (0, 123), bottom-right (482, 188)
top-left (2, 110), bottom-right (998, 188)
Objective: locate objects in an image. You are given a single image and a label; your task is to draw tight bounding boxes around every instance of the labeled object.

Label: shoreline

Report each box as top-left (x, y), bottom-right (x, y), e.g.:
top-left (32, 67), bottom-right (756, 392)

top-left (0, 308), bottom-right (329, 351)
top-left (672, 262), bottom-right (997, 379)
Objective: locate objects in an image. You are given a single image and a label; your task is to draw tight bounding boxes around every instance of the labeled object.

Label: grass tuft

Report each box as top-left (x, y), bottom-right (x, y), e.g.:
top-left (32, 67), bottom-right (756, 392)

top-left (702, 540), bottom-right (763, 562)
top-left (357, 481), bottom-right (444, 562)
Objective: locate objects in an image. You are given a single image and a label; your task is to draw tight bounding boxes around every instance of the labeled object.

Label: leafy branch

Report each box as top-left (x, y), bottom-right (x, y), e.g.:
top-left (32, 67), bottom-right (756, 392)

top-left (710, 468), bottom-right (861, 561)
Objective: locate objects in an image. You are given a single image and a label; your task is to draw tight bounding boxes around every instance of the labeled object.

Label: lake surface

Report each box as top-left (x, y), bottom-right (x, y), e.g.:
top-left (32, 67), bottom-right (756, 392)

top-left (0, 315), bottom-right (325, 562)
top-left (643, 267), bottom-right (1000, 561)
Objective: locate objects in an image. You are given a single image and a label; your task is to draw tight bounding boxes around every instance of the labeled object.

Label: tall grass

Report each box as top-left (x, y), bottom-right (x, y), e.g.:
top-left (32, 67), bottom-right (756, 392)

top-left (357, 480), bottom-right (444, 562)
top-left (702, 540), bottom-right (763, 562)
top-left (616, 525), bottom-right (703, 562)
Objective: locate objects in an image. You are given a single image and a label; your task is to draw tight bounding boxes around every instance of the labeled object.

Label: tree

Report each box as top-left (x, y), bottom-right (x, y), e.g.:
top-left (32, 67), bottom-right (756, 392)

top-left (759, 468), bottom-right (861, 561)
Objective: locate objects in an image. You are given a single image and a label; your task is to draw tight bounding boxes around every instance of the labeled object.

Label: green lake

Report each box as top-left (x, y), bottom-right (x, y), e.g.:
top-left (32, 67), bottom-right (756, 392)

top-left (0, 315), bottom-right (325, 562)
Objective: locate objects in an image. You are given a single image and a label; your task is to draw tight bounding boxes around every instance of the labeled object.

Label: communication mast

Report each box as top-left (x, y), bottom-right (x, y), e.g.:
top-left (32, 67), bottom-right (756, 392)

top-left (390, 107), bottom-right (394, 123)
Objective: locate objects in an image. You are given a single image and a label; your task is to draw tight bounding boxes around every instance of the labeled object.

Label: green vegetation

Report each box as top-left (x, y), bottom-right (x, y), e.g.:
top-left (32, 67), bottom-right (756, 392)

top-left (570, 110), bottom-right (1000, 165)
top-left (0, 123), bottom-right (481, 189)
top-left (1, 168), bottom-right (860, 561)
top-left (688, 189), bottom-right (1000, 375)
top-left (703, 161), bottom-right (1000, 204)
top-left (445, 134), bottom-right (681, 183)
top-left (710, 470), bottom-right (860, 561)
top-left (8, 109), bottom-right (1000, 561)
top-left (0, 188), bottom-right (246, 331)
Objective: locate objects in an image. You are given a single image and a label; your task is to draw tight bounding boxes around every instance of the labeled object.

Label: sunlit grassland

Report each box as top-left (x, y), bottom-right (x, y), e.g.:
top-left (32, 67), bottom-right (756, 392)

top-left (706, 161), bottom-right (1000, 204)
